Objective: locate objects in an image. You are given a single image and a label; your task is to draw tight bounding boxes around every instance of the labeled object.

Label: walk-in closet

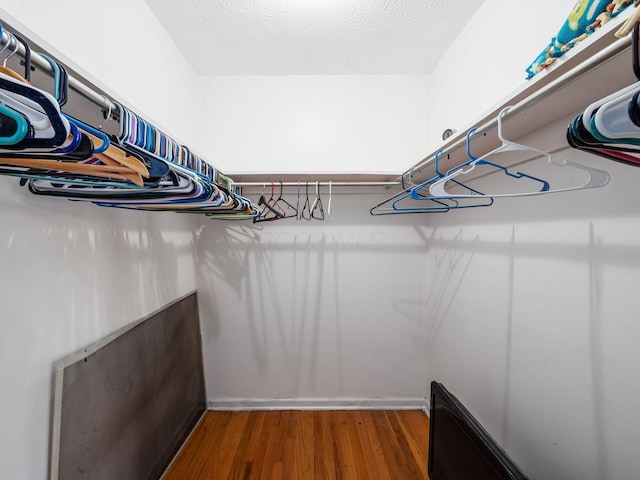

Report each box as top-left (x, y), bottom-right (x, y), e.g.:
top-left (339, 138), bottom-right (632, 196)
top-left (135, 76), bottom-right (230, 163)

top-left (1, 1), bottom-right (640, 479)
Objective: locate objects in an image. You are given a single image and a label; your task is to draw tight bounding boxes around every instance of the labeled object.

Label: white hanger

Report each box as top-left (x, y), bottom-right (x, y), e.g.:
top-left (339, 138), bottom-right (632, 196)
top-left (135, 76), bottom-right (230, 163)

top-left (593, 86), bottom-right (640, 139)
top-left (429, 107), bottom-right (610, 198)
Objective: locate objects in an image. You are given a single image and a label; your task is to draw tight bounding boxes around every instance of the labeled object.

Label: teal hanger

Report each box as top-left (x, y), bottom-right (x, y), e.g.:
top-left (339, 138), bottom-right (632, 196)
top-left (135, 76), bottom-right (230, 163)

top-left (0, 103), bottom-right (29, 145)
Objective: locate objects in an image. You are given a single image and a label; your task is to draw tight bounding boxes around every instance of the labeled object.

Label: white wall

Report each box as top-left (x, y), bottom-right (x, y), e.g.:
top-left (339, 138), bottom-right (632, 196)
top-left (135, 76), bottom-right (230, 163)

top-left (0, 177), bottom-right (199, 479)
top-left (422, 135), bottom-right (640, 478)
top-left (196, 75), bottom-right (431, 174)
top-left (0, 5), bottom-right (204, 479)
top-left (195, 192), bottom-right (430, 407)
top-left (425, 0), bottom-right (575, 152)
top-left (0, 2), bottom-right (203, 156)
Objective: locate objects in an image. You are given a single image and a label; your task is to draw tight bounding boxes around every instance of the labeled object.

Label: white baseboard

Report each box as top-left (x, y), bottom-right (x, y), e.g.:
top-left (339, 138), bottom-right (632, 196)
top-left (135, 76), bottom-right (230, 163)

top-left (207, 397), bottom-right (427, 411)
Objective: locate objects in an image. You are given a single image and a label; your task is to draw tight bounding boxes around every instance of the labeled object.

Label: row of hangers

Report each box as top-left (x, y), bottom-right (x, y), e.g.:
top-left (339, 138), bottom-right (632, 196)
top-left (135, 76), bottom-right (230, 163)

top-left (567, 22), bottom-right (640, 166)
top-left (252, 182), bottom-right (333, 222)
top-left (371, 20), bottom-right (640, 216)
top-left (371, 105), bottom-right (611, 215)
top-left (0, 23), bottom-right (259, 219)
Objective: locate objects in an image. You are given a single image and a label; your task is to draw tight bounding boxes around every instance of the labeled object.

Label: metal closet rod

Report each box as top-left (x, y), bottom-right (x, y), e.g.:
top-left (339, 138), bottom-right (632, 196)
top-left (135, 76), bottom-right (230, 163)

top-left (233, 181), bottom-right (399, 187)
top-left (403, 33), bottom-right (633, 179)
top-left (0, 29), bottom-right (116, 114)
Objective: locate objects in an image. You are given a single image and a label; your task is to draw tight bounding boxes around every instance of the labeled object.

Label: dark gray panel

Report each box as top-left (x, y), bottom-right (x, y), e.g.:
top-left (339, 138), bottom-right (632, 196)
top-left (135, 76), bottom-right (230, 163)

top-left (56, 293), bottom-right (205, 480)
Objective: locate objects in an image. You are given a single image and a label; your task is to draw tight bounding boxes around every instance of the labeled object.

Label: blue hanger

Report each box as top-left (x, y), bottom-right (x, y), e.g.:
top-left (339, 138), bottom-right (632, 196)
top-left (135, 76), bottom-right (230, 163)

top-left (429, 111), bottom-right (552, 198)
top-left (403, 135), bottom-right (494, 209)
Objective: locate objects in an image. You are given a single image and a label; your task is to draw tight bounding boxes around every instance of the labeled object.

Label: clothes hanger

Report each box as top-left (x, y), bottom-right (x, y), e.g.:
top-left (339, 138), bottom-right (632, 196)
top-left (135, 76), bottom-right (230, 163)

top-left (0, 56), bottom-right (142, 185)
top-left (311, 181), bottom-right (324, 220)
top-left (0, 103), bottom-right (29, 145)
top-left (267, 182), bottom-right (286, 216)
top-left (401, 148), bottom-right (494, 212)
top-left (0, 32), bottom-right (27, 82)
top-left (2, 32), bottom-right (19, 68)
top-left (369, 162), bottom-right (459, 215)
top-left (252, 184), bottom-right (280, 221)
top-left (568, 112), bottom-right (640, 166)
top-left (274, 181), bottom-right (298, 218)
top-left (429, 107), bottom-right (609, 198)
top-left (429, 110), bottom-right (551, 197)
top-left (253, 183), bottom-right (285, 222)
top-left (566, 21), bottom-right (640, 166)
top-left (0, 72), bottom-right (70, 149)
top-left (371, 140), bottom-right (495, 215)
top-left (111, 101), bottom-right (170, 180)
top-left (12, 33), bottom-right (31, 82)
top-left (302, 182), bottom-right (312, 220)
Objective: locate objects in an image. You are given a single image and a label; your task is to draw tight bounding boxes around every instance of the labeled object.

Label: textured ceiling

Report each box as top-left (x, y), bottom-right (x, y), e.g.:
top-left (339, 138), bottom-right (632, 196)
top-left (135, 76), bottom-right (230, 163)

top-left (145, 0), bottom-right (485, 75)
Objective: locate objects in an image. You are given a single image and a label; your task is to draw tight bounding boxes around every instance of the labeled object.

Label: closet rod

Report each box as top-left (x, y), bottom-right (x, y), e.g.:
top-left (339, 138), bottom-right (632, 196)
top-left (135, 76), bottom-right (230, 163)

top-left (0, 29), bottom-right (116, 114)
top-left (233, 181), bottom-right (399, 187)
top-left (404, 33), bottom-right (633, 179)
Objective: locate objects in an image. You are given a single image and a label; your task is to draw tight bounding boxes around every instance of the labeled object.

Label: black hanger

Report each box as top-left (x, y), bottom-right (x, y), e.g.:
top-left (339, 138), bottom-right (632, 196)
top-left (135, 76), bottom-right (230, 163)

top-left (301, 182), bottom-right (312, 220)
top-left (253, 193), bottom-right (285, 223)
top-left (274, 182), bottom-right (297, 218)
top-left (311, 181), bottom-right (324, 220)
top-left (0, 76), bottom-right (68, 149)
top-left (11, 33), bottom-right (31, 81)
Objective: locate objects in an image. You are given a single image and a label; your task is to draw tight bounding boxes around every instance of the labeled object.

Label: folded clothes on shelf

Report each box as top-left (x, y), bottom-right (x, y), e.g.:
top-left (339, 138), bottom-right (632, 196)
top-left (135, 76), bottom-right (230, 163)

top-left (525, 0), bottom-right (634, 79)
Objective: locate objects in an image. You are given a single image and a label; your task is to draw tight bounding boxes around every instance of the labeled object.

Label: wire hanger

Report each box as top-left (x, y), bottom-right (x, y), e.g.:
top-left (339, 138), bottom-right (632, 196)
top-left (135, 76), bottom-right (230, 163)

top-left (2, 33), bottom-right (19, 67)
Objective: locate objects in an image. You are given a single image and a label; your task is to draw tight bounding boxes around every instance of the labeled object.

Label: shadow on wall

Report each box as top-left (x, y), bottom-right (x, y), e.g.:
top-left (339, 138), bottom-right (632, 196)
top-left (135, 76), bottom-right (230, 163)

top-left (393, 227), bottom-right (479, 357)
top-left (195, 200), bottom-right (434, 398)
top-left (0, 178), bottom-right (198, 479)
top-left (0, 183), bottom-right (196, 357)
top-left (423, 215), bottom-right (640, 479)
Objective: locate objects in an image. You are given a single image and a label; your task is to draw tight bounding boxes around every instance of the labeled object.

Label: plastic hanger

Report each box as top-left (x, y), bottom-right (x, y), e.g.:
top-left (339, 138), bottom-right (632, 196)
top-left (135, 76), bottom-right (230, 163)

top-left (274, 181), bottom-right (298, 218)
top-left (302, 182), bottom-right (312, 220)
top-left (369, 159), bottom-right (463, 215)
top-left (567, 114), bottom-right (640, 166)
top-left (311, 181), bottom-right (324, 220)
top-left (401, 148), bottom-right (494, 212)
top-left (0, 32), bottom-right (28, 82)
top-left (12, 33), bottom-right (31, 82)
top-left (566, 23), bottom-right (640, 166)
top-left (0, 57), bottom-right (85, 157)
top-left (253, 184), bottom-right (284, 222)
top-left (0, 103), bottom-right (29, 145)
top-left (0, 69), bottom-right (71, 147)
top-left (430, 107), bottom-right (609, 198)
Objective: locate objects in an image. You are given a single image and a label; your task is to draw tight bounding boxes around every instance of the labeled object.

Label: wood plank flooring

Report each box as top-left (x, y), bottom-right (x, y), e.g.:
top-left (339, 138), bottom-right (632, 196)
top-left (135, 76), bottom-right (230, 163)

top-left (162, 410), bottom-right (430, 480)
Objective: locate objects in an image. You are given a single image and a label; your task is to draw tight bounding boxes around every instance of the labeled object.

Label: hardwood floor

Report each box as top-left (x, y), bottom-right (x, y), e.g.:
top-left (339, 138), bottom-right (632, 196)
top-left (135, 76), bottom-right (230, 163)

top-left (162, 410), bottom-right (430, 480)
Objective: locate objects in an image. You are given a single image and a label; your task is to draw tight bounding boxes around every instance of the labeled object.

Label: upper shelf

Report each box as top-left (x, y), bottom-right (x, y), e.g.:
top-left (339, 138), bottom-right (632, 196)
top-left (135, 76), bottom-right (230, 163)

top-left (404, 9), bottom-right (638, 185)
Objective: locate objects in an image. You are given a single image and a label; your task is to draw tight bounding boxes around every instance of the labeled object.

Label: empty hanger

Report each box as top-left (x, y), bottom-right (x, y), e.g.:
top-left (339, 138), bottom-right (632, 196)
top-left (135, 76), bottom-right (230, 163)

top-left (311, 181), bottom-right (324, 220)
top-left (274, 181), bottom-right (298, 218)
top-left (429, 107), bottom-right (609, 198)
top-left (301, 182), bottom-right (312, 220)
